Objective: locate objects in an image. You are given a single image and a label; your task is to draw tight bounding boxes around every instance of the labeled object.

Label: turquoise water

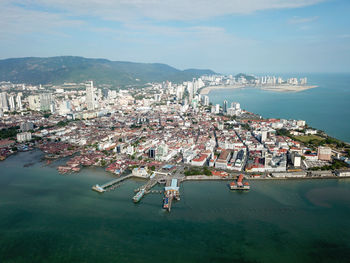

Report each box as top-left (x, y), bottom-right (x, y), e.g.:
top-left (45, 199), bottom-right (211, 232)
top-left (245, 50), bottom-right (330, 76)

top-left (1, 150), bottom-right (350, 262)
top-left (208, 73), bottom-right (350, 142)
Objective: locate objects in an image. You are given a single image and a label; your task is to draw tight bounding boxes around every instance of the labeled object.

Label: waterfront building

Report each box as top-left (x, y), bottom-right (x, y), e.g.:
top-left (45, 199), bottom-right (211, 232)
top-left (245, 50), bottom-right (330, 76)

top-left (317, 146), bottom-right (332, 161)
top-left (223, 100), bottom-right (227, 114)
top-left (215, 104), bottom-right (220, 114)
top-left (132, 166), bottom-right (149, 178)
top-left (231, 102), bottom-right (240, 110)
top-left (203, 95), bottom-right (209, 106)
top-left (296, 120), bottom-right (306, 127)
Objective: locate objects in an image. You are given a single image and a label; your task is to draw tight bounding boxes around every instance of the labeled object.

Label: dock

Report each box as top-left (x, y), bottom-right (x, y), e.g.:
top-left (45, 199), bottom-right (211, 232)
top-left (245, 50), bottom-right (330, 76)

top-left (163, 178), bottom-right (181, 212)
top-left (92, 174), bottom-right (133, 193)
top-left (132, 175), bottom-right (165, 202)
top-left (230, 174), bottom-right (250, 190)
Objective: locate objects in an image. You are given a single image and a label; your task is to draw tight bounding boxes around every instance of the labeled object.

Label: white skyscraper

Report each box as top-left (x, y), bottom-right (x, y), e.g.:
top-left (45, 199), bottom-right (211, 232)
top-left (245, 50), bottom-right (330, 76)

top-left (0, 92), bottom-right (8, 111)
top-left (86, 81), bottom-right (96, 110)
top-left (204, 96), bottom-right (210, 106)
top-left (16, 94), bottom-right (23, 111)
top-left (39, 93), bottom-right (53, 111)
top-left (187, 82), bottom-right (194, 102)
top-left (8, 95), bottom-right (15, 111)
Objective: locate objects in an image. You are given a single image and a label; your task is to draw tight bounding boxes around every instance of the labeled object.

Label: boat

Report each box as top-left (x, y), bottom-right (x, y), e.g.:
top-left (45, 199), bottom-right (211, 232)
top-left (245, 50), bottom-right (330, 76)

top-left (132, 189), bottom-right (145, 203)
top-left (163, 197), bottom-right (169, 209)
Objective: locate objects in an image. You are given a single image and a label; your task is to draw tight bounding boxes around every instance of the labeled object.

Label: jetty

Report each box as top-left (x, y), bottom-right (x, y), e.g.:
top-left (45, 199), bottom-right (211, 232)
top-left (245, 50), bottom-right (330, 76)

top-left (92, 174), bottom-right (133, 193)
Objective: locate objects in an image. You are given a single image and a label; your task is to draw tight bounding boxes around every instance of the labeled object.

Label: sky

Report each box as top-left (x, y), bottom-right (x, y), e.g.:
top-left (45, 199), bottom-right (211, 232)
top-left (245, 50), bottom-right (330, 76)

top-left (0, 0), bottom-right (349, 74)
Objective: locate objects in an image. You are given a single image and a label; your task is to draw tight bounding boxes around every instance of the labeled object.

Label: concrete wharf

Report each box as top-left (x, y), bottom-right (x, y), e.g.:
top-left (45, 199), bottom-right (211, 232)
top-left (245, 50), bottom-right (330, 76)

top-left (92, 174), bottom-right (133, 192)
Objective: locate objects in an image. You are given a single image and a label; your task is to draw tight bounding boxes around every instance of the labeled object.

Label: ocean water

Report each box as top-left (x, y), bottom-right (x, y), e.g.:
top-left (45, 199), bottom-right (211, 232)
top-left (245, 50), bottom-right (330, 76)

top-left (208, 73), bottom-right (350, 142)
top-left (1, 150), bottom-right (350, 263)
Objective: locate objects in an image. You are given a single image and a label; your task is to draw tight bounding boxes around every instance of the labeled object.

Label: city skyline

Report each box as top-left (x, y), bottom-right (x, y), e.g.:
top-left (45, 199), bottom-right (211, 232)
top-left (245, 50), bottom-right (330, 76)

top-left (0, 0), bottom-right (349, 74)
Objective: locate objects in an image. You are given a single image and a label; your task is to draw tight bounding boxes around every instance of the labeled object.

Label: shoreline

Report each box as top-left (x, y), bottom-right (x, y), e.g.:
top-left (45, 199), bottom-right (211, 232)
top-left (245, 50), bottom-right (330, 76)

top-left (199, 84), bottom-right (318, 95)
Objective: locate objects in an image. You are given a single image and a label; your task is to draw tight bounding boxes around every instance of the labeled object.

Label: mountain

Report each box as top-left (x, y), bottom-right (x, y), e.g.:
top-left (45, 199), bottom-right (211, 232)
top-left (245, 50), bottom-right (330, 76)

top-left (0, 56), bottom-right (215, 86)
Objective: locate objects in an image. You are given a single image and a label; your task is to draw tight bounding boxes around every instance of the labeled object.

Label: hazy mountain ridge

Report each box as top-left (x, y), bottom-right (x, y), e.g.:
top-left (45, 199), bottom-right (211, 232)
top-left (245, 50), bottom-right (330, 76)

top-left (0, 56), bottom-right (215, 85)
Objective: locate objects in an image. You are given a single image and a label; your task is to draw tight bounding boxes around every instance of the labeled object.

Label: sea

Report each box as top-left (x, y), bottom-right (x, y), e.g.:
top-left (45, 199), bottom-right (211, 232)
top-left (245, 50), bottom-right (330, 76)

top-left (1, 150), bottom-right (350, 263)
top-left (207, 73), bottom-right (350, 143)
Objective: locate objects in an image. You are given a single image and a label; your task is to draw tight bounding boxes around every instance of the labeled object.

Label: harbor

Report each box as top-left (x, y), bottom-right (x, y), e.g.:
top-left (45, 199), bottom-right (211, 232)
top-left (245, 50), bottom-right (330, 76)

top-left (91, 166), bottom-right (252, 212)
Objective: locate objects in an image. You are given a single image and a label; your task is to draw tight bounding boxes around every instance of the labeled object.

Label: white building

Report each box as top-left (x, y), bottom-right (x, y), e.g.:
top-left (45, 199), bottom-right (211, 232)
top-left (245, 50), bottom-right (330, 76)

top-left (28, 95), bottom-right (40, 111)
top-left (86, 81), bottom-right (97, 110)
top-left (16, 94), bottom-right (23, 111)
top-left (17, 132), bottom-right (32, 142)
top-left (8, 95), bottom-right (15, 111)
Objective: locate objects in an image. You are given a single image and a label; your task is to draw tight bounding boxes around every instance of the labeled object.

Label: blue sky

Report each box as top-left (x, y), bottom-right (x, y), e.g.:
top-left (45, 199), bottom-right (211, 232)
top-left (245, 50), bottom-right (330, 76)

top-left (0, 0), bottom-right (349, 73)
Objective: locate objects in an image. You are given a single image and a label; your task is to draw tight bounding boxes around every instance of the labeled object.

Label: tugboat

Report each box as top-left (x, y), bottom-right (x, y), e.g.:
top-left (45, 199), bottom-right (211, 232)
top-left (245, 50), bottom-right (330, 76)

top-left (230, 174), bottom-right (250, 190)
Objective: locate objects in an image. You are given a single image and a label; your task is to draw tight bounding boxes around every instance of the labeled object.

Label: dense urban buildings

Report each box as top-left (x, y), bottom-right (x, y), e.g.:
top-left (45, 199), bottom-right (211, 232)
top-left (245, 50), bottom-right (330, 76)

top-left (0, 74), bottom-right (349, 177)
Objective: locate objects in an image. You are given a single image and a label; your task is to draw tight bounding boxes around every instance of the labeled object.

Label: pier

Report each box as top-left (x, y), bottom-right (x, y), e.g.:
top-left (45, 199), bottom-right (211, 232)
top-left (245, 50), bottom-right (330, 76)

top-left (92, 174), bottom-right (133, 193)
top-left (132, 175), bottom-right (166, 202)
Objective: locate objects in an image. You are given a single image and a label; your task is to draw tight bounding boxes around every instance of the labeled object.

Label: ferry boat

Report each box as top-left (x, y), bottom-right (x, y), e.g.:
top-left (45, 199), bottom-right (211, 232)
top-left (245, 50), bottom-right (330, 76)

top-left (163, 197), bottom-right (169, 209)
top-left (230, 174), bottom-right (250, 190)
top-left (132, 189), bottom-right (145, 203)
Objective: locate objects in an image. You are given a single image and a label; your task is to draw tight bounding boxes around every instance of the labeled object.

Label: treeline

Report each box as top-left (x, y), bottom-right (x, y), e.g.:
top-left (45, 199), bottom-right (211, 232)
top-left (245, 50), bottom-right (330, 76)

top-left (0, 127), bottom-right (19, 139)
top-left (184, 167), bottom-right (211, 176)
top-left (309, 159), bottom-right (348, 171)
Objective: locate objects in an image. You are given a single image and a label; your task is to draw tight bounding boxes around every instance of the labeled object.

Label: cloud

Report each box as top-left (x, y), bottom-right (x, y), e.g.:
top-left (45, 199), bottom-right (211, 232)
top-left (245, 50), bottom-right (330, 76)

top-left (6, 0), bottom-right (325, 21)
top-left (288, 16), bottom-right (319, 24)
top-left (0, 2), bottom-right (84, 36)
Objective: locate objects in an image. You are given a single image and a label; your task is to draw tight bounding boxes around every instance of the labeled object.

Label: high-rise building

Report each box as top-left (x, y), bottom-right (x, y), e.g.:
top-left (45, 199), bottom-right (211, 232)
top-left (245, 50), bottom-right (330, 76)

top-left (28, 95), bottom-right (40, 111)
top-left (20, 122), bottom-right (34, 132)
top-left (231, 102), bottom-right (240, 110)
top-left (59, 100), bottom-right (72, 115)
top-left (8, 95), bottom-right (15, 111)
top-left (187, 82), bottom-right (194, 102)
top-left (149, 148), bottom-right (156, 158)
top-left (204, 96), bottom-right (209, 106)
top-left (0, 92), bottom-right (8, 111)
top-left (215, 104), bottom-right (220, 114)
top-left (223, 100), bottom-right (228, 113)
top-left (16, 94), bottom-right (23, 111)
top-left (86, 81), bottom-right (96, 110)
top-left (261, 130), bottom-right (267, 143)
top-left (39, 93), bottom-right (53, 111)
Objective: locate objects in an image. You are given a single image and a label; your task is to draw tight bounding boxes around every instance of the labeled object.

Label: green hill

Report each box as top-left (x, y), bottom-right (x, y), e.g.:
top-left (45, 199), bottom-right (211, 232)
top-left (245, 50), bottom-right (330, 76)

top-left (0, 56), bottom-right (215, 86)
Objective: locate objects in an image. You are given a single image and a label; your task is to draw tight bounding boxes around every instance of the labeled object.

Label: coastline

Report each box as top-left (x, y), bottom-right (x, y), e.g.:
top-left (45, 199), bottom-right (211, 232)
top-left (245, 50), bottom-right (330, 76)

top-left (200, 84), bottom-right (318, 95)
